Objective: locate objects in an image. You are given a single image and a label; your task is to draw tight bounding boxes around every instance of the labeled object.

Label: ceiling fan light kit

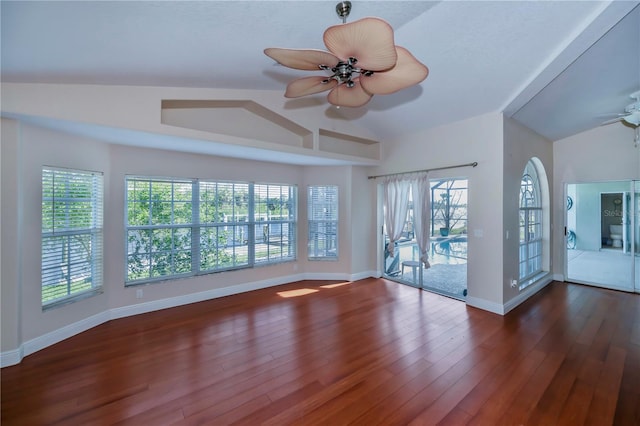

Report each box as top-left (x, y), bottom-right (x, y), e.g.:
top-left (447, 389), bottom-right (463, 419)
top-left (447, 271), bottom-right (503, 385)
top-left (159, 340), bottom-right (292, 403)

top-left (264, 1), bottom-right (429, 107)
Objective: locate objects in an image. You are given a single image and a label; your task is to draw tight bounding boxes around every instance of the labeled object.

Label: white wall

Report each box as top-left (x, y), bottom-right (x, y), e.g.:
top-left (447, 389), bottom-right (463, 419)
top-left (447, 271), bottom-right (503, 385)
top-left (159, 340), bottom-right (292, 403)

top-left (349, 166), bottom-right (377, 277)
top-left (371, 112), bottom-right (505, 311)
top-left (1, 83), bottom-right (380, 164)
top-left (1, 120), bottom-right (375, 365)
top-left (301, 166), bottom-right (353, 277)
top-left (299, 165), bottom-right (376, 279)
top-left (553, 123), bottom-right (639, 278)
top-left (20, 123), bottom-right (113, 341)
top-left (369, 113), bottom-right (556, 313)
top-left (1, 118), bottom-right (22, 354)
top-left (503, 117), bottom-right (554, 308)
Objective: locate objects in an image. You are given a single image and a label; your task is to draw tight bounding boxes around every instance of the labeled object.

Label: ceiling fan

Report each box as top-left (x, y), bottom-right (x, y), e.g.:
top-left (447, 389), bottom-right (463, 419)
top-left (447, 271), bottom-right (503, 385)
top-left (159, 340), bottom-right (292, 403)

top-left (602, 90), bottom-right (640, 126)
top-left (264, 1), bottom-right (429, 108)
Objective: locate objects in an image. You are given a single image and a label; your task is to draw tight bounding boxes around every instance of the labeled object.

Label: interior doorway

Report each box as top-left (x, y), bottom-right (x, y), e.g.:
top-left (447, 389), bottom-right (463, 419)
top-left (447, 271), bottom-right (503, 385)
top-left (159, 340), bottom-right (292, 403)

top-left (566, 181), bottom-right (639, 293)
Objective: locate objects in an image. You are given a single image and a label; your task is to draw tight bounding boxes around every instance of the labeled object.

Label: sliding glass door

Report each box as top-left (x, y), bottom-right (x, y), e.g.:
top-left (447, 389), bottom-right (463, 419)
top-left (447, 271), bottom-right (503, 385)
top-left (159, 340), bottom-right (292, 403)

top-left (382, 177), bottom-right (468, 300)
top-left (566, 180), bottom-right (639, 293)
top-left (629, 180), bottom-right (640, 293)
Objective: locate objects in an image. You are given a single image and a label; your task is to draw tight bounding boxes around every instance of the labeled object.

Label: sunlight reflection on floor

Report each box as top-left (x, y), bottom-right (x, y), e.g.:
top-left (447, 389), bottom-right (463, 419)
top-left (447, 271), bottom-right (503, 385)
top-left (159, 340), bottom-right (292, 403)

top-left (277, 288), bottom-right (319, 298)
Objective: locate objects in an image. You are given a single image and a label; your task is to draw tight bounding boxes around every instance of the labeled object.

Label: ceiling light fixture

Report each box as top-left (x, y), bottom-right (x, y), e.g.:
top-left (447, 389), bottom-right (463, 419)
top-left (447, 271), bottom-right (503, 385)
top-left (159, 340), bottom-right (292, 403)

top-left (264, 1), bottom-right (429, 108)
top-left (623, 109), bottom-right (640, 126)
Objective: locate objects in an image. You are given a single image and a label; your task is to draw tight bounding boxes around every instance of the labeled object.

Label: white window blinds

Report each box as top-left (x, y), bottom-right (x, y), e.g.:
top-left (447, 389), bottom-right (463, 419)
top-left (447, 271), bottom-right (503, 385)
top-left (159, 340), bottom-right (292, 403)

top-left (308, 185), bottom-right (338, 259)
top-left (42, 167), bottom-right (103, 307)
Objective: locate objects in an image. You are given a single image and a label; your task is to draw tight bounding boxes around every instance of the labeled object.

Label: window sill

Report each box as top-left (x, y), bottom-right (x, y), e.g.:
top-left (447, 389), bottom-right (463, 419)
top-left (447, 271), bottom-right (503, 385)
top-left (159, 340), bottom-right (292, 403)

top-left (518, 271), bottom-right (548, 291)
top-left (42, 288), bottom-right (103, 311)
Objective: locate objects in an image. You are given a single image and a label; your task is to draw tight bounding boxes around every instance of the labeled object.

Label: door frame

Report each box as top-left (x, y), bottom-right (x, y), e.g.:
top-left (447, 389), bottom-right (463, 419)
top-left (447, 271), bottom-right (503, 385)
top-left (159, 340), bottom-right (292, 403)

top-left (564, 180), bottom-right (638, 293)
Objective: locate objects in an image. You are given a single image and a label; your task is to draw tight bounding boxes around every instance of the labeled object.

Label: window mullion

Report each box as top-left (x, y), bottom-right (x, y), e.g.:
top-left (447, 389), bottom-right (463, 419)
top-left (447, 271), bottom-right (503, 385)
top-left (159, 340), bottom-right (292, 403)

top-left (192, 180), bottom-right (200, 274)
top-left (147, 182), bottom-right (152, 279)
top-left (248, 183), bottom-right (255, 266)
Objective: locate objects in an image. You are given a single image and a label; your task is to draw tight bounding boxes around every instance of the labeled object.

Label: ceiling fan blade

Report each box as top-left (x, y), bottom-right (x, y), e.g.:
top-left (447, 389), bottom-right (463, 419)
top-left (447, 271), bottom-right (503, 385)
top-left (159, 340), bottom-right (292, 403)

top-left (327, 80), bottom-right (373, 107)
top-left (264, 48), bottom-right (340, 71)
top-left (599, 113), bottom-right (627, 117)
top-left (601, 116), bottom-right (625, 125)
top-left (285, 76), bottom-right (338, 98)
top-left (323, 17), bottom-right (397, 71)
top-left (360, 46), bottom-right (429, 95)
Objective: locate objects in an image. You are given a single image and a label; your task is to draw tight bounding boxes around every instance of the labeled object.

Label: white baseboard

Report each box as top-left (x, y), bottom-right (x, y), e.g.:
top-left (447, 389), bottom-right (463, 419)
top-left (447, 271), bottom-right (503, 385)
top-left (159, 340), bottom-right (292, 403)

top-left (350, 270), bottom-right (379, 281)
top-left (110, 273), bottom-right (307, 320)
top-left (2, 272), bottom-right (377, 367)
top-left (465, 296), bottom-right (505, 315)
top-left (552, 273), bottom-right (564, 281)
top-left (302, 272), bottom-right (351, 281)
top-left (2, 310), bottom-right (111, 368)
top-left (0, 347), bottom-right (23, 368)
top-left (503, 275), bottom-right (553, 314)
top-left (466, 275), bottom-right (553, 316)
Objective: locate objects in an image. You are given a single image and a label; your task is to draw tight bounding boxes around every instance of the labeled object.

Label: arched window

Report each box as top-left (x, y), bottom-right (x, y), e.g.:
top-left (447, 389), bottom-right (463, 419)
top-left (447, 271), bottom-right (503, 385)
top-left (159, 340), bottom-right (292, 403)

top-left (519, 160), bottom-right (543, 283)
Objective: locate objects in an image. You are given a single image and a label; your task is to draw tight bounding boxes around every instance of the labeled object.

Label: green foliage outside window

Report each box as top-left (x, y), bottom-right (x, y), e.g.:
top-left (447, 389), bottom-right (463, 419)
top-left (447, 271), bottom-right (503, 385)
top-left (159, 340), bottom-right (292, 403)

top-left (126, 178), bottom-right (296, 284)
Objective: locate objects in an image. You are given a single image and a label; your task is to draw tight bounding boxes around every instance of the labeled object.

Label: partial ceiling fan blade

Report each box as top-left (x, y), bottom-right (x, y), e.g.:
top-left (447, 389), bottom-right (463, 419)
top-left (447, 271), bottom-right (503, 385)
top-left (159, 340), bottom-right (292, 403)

top-left (601, 116), bottom-right (625, 125)
top-left (360, 46), bottom-right (429, 95)
top-left (327, 80), bottom-right (373, 107)
top-left (264, 48), bottom-right (340, 71)
top-left (285, 76), bottom-right (338, 98)
top-left (323, 17), bottom-right (397, 71)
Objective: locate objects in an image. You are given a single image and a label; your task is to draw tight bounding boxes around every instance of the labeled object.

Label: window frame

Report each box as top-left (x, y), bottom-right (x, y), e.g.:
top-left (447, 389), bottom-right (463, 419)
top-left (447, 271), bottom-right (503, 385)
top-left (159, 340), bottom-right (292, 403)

top-left (518, 160), bottom-right (543, 285)
top-left (254, 183), bottom-right (298, 264)
top-left (307, 185), bottom-right (339, 260)
top-left (125, 177), bottom-right (195, 283)
top-left (125, 176), bottom-right (297, 285)
top-left (41, 167), bottom-right (104, 309)
top-left (198, 181), bottom-right (251, 273)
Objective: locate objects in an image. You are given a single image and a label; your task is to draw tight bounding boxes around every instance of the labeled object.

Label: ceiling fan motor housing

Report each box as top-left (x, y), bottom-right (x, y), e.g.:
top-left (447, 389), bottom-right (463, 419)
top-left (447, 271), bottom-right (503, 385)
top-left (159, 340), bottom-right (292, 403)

top-left (336, 1), bottom-right (352, 21)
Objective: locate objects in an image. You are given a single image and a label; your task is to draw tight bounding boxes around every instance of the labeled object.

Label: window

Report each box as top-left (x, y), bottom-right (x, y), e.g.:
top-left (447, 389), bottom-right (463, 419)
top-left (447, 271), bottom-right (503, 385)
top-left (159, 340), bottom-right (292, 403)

top-left (254, 184), bottom-right (297, 263)
top-left (199, 181), bottom-right (250, 271)
top-left (308, 185), bottom-right (338, 259)
top-left (42, 167), bottom-right (103, 308)
top-left (125, 177), bottom-right (296, 284)
top-left (126, 178), bottom-right (194, 282)
top-left (519, 160), bottom-right (542, 283)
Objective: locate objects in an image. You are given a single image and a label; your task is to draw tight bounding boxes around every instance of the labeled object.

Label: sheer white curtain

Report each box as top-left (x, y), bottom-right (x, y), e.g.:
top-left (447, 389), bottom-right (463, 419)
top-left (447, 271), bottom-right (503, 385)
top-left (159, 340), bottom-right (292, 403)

top-left (382, 177), bottom-right (411, 257)
top-left (411, 174), bottom-right (431, 269)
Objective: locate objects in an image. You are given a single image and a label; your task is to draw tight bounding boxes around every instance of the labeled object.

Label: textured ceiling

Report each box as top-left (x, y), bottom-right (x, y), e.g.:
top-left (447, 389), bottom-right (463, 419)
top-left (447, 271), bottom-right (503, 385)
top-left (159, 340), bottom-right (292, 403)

top-left (1, 1), bottom-right (639, 148)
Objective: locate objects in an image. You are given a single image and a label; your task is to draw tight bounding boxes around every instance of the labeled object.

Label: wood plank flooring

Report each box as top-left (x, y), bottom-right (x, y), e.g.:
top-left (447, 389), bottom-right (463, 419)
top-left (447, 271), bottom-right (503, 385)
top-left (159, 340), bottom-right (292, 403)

top-left (1, 279), bottom-right (639, 425)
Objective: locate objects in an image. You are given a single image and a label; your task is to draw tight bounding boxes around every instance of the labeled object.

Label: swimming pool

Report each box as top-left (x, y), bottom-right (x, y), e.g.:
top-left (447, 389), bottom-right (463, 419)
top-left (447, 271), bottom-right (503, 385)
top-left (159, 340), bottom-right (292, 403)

top-left (431, 236), bottom-right (467, 264)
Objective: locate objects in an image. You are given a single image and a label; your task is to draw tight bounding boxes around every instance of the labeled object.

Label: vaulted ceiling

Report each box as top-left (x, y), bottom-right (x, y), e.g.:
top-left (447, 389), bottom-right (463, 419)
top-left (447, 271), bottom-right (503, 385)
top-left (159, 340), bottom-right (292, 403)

top-left (2, 1), bottom-right (639, 145)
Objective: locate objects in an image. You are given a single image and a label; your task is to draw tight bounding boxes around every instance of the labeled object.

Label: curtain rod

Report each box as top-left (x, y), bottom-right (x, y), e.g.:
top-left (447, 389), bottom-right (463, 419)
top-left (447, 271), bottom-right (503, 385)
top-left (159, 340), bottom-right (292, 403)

top-left (367, 161), bottom-right (478, 180)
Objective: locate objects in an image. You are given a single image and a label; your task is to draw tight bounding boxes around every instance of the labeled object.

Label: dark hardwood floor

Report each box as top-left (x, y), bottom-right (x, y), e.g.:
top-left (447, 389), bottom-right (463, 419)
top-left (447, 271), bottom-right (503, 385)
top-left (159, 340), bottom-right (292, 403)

top-left (1, 279), bottom-right (639, 425)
